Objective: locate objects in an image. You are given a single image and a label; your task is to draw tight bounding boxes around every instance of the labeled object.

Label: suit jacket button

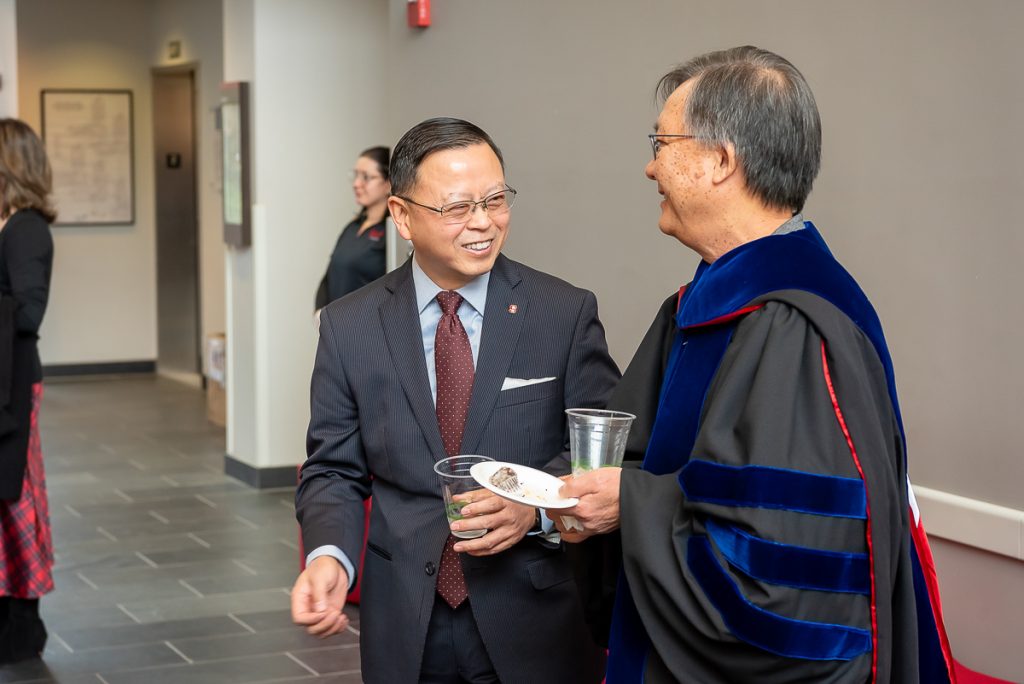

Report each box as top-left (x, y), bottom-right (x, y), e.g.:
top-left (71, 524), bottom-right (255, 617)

top-left (425, 561), bottom-right (436, 576)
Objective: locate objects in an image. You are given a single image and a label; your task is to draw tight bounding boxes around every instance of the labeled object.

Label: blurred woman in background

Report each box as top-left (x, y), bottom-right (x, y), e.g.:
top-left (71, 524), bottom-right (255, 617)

top-left (0, 118), bottom-right (56, 664)
top-left (315, 146), bottom-right (391, 309)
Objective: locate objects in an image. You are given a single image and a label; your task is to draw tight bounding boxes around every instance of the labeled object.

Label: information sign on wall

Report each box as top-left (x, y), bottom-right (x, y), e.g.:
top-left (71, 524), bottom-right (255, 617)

top-left (41, 89), bottom-right (135, 226)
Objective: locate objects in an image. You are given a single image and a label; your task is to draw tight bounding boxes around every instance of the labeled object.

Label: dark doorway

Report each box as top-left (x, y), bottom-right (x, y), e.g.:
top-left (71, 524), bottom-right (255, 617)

top-left (152, 67), bottom-right (201, 377)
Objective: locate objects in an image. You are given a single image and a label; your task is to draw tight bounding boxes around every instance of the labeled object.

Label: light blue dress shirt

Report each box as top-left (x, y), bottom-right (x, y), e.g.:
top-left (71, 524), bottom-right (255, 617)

top-left (411, 258), bottom-right (488, 402)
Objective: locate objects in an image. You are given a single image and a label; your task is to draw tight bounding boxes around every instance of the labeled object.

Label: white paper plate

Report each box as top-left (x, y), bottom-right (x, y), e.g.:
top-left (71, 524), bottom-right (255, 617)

top-left (469, 461), bottom-right (578, 509)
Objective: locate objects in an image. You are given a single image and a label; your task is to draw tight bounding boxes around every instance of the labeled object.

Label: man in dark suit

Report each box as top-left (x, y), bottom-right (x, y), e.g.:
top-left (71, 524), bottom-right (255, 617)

top-left (291, 118), bottom-right (618, 683)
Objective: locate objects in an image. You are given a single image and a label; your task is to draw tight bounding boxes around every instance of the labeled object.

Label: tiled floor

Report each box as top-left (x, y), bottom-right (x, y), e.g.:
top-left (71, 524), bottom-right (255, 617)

top-left (0, 376), bottom-right (361, 684)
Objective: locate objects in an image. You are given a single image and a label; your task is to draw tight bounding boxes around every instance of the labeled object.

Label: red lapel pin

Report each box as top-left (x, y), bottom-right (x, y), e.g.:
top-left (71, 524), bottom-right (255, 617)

top-left (508, 304), bottom-right (518, 314)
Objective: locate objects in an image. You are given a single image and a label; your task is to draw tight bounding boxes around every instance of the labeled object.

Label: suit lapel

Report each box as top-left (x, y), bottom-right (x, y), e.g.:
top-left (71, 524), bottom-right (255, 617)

top-left (461, 255), bottom-right (527, 455)
top-left (380, 262), bottom-right (447, 460)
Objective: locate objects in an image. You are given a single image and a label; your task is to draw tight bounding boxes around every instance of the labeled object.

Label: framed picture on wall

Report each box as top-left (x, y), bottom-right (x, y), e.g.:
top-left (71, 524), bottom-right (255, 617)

top-left (218, 81), bottom-right (251, 248)
top-left (40, 89), bottom-right (135, 226)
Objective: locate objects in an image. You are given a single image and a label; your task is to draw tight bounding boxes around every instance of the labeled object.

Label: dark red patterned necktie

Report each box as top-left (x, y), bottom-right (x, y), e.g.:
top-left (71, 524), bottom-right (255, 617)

top-left (435, 290), bottom-right (474, 609)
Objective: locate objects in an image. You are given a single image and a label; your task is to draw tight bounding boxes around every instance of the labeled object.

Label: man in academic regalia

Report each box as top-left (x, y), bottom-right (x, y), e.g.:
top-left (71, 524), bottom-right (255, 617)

top-left (554, 46), bottom-right (957, 683)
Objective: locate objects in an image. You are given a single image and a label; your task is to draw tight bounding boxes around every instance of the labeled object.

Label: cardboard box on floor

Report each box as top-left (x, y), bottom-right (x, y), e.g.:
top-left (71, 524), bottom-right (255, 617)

top-left (205, 333), bottom-right (226, 427)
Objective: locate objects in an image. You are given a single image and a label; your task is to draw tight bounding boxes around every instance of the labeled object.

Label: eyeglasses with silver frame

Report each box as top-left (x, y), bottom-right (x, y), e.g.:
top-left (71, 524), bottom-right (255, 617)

top-left (395, 186), bottom-right (517, 224)
top-left (648, 133), bottom-right (697, 160)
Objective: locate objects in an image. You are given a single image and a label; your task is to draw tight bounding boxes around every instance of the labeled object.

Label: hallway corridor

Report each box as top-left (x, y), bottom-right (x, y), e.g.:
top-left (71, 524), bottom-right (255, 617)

top-left (0, 377), bottom-right (360, 683)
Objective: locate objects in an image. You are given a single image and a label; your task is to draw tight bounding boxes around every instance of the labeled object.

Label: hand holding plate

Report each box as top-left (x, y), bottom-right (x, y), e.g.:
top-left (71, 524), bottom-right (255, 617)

top-left (555, 467), bottom-right (623, 542)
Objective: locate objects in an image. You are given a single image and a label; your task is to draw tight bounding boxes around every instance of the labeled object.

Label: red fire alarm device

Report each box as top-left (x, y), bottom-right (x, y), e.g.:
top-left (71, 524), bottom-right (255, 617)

top-left (408, 0), bottom-right (430, 27)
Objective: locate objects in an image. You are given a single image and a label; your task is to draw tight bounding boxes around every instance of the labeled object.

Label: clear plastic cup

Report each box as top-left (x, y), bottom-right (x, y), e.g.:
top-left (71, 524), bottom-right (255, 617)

top-left (565, 409), bottom-right (636, 475)
top-left (433, 455), bottom-right (493, 539)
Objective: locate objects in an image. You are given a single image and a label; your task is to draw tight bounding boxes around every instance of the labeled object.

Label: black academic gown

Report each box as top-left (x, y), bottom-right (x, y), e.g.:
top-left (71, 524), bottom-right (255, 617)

top-left (606, 224), bottom-right (953, 683)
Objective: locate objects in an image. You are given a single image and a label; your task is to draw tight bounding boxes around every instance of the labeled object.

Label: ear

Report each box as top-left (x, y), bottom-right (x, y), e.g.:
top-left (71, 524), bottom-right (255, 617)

top-left (710, 141), bottom-right (740, 186)
top-left (388, 196), bottom-right (413, 241)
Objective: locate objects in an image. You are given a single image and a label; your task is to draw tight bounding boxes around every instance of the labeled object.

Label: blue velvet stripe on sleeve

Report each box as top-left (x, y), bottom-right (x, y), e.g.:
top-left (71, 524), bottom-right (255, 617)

top-left (680, 460), bottom-right (867, 519)
top-left (705, 518), bottom-right (870, 595)
top-left (688, 536), bottom-right (873, 661)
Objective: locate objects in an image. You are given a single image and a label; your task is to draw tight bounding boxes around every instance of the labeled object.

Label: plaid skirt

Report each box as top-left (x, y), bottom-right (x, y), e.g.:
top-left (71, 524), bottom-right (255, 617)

top-left (0, 383), bottom-right (53, 598)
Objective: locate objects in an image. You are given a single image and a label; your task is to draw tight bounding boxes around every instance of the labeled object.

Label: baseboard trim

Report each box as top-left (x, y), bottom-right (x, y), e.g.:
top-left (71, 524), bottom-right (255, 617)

top-left (913, 485), bottom-right (1024, 560)
top-left (157, 370), bottom-right (203, 388)
top-left (224, 455), bottom-right (297, 489)
top-left (43, 360), bottom-right (156, 377)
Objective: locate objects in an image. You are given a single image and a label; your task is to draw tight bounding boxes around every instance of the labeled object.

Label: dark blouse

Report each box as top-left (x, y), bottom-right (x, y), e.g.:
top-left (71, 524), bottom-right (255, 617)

top-left (316, 216), bottom-right (386, 309)
top-left (0, 209), bottom-right (53, 381)
top-left (0, 208), bottom-right (54, 499)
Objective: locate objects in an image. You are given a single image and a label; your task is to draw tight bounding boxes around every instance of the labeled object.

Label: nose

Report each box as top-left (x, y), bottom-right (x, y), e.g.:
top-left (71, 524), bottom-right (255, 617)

top-left (645, 157), bottom-right (657, 181)
top-left (465, 202), bottom-right (493, 230)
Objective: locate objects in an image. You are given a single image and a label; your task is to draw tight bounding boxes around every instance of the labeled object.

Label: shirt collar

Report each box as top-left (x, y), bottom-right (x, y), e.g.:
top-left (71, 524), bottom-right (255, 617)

top-left (411, 257), bottom-right (489, 317)
top-left (772, 213), bottom-right (805, 235)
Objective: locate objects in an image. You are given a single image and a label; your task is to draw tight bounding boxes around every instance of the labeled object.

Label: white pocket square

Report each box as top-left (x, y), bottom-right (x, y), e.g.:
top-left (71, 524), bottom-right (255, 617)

top-left (501, 376), bottom-right (556, 391)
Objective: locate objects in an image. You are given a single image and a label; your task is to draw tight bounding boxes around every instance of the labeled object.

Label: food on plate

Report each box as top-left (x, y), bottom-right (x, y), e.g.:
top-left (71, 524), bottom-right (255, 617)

top-left (489, 465), bottom-right (520, 492)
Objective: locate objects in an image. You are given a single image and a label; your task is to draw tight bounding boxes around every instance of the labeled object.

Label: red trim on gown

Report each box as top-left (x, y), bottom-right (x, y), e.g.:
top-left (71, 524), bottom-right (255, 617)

top-left (0, 383), bottom-right (54, 598)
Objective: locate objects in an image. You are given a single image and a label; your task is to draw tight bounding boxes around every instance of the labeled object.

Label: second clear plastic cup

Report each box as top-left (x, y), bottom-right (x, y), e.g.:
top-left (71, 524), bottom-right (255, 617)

top-left (433, 455), bottom-right (493, 539)
top-left (560, 409), bottom-right (635, 533)
top-left (565, 409), bottom-right (636, 475)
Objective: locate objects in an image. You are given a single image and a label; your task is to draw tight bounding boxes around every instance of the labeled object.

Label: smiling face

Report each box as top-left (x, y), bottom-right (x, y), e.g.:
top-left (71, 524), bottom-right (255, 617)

top-left (351, 155), bottom-right (391, 211)
top-left (644, 81), bottom-right (721, 254)
top-left (388, 143), bottom-right (510, 290)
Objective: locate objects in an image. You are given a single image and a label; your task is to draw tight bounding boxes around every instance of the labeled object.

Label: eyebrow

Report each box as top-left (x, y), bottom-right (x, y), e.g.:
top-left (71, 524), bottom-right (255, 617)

top-left (441, 184), bottom-right (506, 202)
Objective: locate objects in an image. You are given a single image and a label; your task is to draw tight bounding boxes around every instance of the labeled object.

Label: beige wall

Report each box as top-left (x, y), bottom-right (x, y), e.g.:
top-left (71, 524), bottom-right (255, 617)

top-left (17, 0), bottom-right (158, 365)
top-left (930, 538), bottom-right (1024, 681)
top-left (385, 0), bottom-right (1024, 510)
top-left (15, 0), bottom-right (225, 367)
top-left (223, 0), bottom-right (390, 471)
top-left (0, 0), bottom-right (16, 117)
top-left (222, 0), bottom-right (256, 478)
top-left (383, 0), bottom-right (1023, 676)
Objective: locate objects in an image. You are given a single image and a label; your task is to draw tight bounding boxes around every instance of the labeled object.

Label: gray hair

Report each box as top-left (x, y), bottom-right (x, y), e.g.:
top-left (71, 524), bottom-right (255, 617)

top-left (657, 46), bottom-right (821, 213)
top-left (390, 118), bottom-right (504, 197)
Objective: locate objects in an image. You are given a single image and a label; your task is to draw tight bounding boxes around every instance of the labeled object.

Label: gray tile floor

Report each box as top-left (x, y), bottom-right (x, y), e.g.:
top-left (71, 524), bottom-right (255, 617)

top-left (0, 376), bottom-right (361, 684)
